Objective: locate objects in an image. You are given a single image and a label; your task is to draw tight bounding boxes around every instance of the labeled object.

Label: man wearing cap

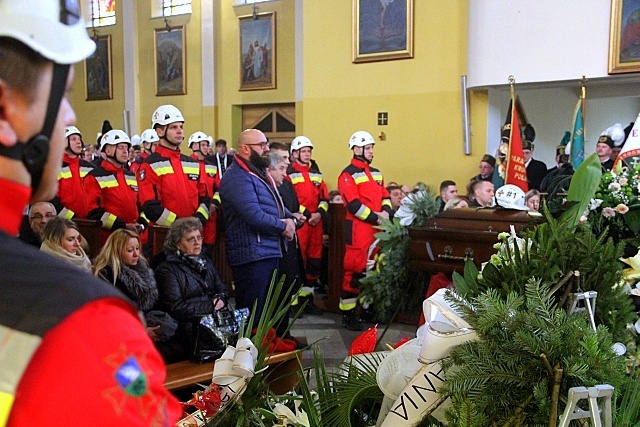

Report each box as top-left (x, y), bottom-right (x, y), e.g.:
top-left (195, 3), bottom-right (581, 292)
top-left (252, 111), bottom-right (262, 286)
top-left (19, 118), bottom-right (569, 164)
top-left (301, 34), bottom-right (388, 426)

top-left (189, 132), bottom-right (221, 255)
top-left (522, 140), bottom-right (548, 191)
top-left (338, 131), bottom-right (394, 331)
top-left (0, 1), bottom-right (181, 424)
top-left (596, 135), bottom-right (615, 172)
top-left (84, 130), bottom-right (145, 246)
top-left (471, 154), bottom-right (496, 182)
top-left (50, 126), bottom-right (93, 219)
top-left (137, 105), bottom-right (210, 231)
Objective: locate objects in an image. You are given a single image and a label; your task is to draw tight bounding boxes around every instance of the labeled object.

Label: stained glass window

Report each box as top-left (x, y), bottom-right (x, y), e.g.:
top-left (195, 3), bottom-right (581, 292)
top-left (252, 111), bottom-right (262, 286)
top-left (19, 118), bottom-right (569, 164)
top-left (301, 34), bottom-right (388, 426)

top-left (90, 0), bottom-right (116, 27)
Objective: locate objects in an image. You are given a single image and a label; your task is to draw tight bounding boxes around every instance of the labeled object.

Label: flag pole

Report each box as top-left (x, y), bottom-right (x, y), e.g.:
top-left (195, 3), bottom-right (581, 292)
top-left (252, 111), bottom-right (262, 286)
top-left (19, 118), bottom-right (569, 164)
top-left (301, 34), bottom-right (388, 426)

top-left (581, 75), bottom-right (587, 143)
top-left (507, 75), bottom-right (515, 180)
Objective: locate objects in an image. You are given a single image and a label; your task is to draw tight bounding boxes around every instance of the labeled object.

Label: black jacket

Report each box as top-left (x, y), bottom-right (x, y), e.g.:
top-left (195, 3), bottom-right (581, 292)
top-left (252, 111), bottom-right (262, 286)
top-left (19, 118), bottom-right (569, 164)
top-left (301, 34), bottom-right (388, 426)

top-left (154, 251), bottom-right (228, 322)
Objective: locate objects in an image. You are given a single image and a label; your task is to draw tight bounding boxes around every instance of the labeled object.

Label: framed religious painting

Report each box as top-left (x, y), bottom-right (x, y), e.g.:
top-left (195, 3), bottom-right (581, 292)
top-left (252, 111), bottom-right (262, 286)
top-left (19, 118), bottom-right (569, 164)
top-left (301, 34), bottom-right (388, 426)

top-left (84, 35), bottom-right (112, 100)
top-left (352, 0), bottom-right (414, 63)
top-left (154, 26), bottom-right (187, 95)
top-left (609, 0), bottom-right (640, 74)
top-left (239, 12), bottom-right (276, 91)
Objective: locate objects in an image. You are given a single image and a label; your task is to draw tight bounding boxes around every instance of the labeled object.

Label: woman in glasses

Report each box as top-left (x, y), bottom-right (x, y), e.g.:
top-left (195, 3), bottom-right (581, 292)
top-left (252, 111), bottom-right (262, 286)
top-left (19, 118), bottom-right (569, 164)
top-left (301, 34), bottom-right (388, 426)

top-left (154, 217), bottom-right (229, 362)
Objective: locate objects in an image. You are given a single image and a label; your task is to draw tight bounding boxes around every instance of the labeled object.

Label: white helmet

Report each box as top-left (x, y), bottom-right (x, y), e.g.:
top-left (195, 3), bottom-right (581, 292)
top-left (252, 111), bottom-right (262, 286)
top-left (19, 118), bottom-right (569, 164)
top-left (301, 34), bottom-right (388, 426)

top-left (130, 134), bottom-right (141, 148)
top-left (188, 131), bottom-right (210, 149)
top-left (65, 126), bottom-right (82, 139)
top-left (100, 130), bottom-right (131, 151)
top-left (495, 184), bottom-right (528, 211)
top-left (140, 129), bottom-right (160, 144)
top-left (152, 105), bottom-right (184, 127)
top-left (0, 0), bottom-right (95, 64)
top-left (349, 131), bottom-right (375, 150)
top-left (290, 136), bottom-right (313, 153)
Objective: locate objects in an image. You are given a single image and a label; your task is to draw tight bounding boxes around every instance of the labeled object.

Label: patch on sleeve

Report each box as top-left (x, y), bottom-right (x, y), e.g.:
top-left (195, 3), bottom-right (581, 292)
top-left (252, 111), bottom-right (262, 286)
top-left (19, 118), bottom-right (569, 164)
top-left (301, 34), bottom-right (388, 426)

top-left (138, 170), bottom-right (146, 181)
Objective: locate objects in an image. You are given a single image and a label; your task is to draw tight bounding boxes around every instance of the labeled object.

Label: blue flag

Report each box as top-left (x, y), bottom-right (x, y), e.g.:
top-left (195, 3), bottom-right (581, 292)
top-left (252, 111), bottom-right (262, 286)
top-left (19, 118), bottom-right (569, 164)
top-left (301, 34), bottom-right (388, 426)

top-left (570, 99), bottom-right (584, 168)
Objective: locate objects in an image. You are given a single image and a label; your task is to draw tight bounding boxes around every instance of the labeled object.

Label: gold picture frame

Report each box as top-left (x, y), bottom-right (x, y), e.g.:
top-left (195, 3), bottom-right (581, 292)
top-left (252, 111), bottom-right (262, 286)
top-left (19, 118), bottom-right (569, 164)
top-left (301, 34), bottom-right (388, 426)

top-left (154, 26), bottom-right (187, 96)
top-left (84, 35), bottom-right (112, 101)
top-left (353, 0), bottom-right (414, 63)
top-left (609, 0), bottom-right (640, 74)
top-left (239, 12), bottom-right (276, 91)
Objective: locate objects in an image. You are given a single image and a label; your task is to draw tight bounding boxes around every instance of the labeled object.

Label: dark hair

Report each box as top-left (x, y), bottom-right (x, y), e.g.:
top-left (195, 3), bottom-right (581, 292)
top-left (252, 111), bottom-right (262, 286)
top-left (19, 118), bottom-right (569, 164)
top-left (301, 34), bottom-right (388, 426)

top-left (439, 180), bottom-right (456, 192)
top-left (215, 139), bottom-right (227, 147)
top-left (386, 185), bottom-right (401, 193)
top-left (268, 141), bottom-right (288, 152)
top-left (0, 38), bottom-right (49, 101)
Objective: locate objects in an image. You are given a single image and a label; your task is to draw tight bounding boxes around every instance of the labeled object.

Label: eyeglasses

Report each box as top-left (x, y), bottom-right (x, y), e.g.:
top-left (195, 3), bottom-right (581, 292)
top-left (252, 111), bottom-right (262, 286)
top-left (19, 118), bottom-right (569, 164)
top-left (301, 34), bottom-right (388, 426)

top-left (30, 213), bottom-right (56, 221)
top-left (183, 235), bottom-right (203, 244)
top-left (246, 141), bottom-right (269, 149)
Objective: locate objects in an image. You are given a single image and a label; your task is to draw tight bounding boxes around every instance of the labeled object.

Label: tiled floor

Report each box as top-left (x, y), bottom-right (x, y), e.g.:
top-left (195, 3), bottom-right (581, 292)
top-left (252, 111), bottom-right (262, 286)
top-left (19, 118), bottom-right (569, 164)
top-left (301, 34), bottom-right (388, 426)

top-left (289, 309), bottom-right (418, 368)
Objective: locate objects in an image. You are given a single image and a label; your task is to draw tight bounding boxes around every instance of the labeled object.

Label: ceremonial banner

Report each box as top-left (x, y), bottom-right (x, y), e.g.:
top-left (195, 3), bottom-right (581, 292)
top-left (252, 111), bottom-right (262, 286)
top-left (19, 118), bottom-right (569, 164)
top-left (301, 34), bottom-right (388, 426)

top-left (614, 112), bottom-right (640, 172)
top-left (570, 98), bottom-right (585, 168)
top-left (505, 99), bottom-right (529, 192)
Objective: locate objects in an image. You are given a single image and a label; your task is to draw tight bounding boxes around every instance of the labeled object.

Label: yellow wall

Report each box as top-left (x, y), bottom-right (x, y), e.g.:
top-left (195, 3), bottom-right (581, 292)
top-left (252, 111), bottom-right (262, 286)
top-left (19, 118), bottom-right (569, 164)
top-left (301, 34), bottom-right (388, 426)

top-left (70, 0), bottom-right (487, 192)
top-left (300, 0), bottom-right (473, 191)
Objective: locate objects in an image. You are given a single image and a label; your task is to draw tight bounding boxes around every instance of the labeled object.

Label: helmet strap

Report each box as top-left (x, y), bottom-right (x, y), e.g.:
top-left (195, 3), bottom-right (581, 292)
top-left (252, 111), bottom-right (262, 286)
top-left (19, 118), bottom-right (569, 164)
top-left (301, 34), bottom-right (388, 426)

top-left (0, 63), bottom-right (70, 192)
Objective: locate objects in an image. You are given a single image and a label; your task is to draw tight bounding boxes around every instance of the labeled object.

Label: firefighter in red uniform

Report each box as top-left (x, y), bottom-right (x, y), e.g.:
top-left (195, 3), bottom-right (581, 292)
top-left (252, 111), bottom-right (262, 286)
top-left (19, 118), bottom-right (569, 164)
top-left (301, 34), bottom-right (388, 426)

top-left (189, 131), bottom-right (221, 256)
top-left (130, 128), bottom-right (158, 175)
top-left (137, 105), bottom-right (209, 231)
top-left (85, 130), bottom-right (145, 246)
top-left (50, 126), bottom-right (93, 219)
top-left (0, 0), bottom-right (182, 423)
top-left (337, 131), bottom-right (393, 331)
top-left (288, 136), bottom-right (328, 314)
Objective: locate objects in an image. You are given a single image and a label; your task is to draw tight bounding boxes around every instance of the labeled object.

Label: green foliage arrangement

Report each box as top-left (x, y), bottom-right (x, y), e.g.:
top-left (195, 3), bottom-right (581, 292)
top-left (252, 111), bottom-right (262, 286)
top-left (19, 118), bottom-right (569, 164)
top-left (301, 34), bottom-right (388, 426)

top-left (440, 283), bottom-right (626, 426)
top-left (360, 187), bottom-right (439, 322)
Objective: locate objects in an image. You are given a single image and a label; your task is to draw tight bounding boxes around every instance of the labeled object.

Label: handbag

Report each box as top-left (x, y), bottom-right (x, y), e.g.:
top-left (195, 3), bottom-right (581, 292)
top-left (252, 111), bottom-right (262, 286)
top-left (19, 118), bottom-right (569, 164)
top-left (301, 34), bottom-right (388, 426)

top-left (191, 307), bottom-right (250, 363)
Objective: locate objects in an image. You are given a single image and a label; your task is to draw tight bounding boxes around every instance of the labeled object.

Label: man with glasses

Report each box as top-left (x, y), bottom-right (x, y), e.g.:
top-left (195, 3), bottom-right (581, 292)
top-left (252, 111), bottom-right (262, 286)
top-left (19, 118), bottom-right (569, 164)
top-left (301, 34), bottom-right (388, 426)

top-left (0, 0), bottom-right (181, 424)
top-left (19, 202), bottom-right (57, 247)
top-left (220, 129), bottom-right (297, 323)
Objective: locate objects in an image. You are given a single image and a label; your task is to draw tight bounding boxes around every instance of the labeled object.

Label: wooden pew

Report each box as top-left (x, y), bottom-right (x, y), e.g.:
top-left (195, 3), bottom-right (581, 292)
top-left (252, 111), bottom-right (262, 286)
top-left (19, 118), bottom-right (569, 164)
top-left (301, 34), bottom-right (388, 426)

top-left (151, 224), bottom-right (170, 256)
top-left (322, 203), bottom-right (346, 314)
top-left (164, 350), bottom-right (301, 394)
top-left (73, 218), bottom-right (102, 259)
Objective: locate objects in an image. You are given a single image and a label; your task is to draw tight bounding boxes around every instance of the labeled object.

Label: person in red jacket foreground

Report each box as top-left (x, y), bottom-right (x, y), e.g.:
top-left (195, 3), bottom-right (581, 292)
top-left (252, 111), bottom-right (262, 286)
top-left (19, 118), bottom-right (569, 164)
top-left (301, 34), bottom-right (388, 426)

top-left (0, 0), bottom-right (182, 424)
top-left (85, 130), bottom-right (146, 247)
top-left (337, 131), bottom-right (393, 331)
top-left (50, 125), bottom-right (94, 219)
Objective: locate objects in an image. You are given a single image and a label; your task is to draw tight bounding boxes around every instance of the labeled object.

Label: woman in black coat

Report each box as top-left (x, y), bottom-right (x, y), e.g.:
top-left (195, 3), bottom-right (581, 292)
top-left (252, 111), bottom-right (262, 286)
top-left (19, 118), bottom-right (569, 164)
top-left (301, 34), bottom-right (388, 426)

top-left (154, 217), bottom-right (229, 362)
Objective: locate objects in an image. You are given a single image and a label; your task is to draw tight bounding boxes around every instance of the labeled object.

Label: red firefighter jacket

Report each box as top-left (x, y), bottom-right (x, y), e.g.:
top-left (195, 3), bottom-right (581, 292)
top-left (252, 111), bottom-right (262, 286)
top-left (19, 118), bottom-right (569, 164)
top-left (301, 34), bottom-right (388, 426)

top-left (137, 145), bottom-right (209, 226)
top-left (287, 161), bottom-right (329, 219)
top-left (338, 157), bottom-right (393, 225)
top-left (51, 153), bottom-right (93, 219)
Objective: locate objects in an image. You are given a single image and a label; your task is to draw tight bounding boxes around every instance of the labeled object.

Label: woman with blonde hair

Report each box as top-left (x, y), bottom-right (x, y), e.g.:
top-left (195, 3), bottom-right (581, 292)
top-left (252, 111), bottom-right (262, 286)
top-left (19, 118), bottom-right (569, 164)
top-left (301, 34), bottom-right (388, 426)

top-left (94, 229), bottom-right (177, 354)
top-left (40, 217), bottom-right (92, 272)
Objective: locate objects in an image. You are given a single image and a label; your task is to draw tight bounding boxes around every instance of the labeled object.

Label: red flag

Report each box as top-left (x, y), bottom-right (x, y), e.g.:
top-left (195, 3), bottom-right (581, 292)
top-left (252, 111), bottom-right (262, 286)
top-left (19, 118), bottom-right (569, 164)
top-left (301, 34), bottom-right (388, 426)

top-left (505, 100), bottom-right (529, 192)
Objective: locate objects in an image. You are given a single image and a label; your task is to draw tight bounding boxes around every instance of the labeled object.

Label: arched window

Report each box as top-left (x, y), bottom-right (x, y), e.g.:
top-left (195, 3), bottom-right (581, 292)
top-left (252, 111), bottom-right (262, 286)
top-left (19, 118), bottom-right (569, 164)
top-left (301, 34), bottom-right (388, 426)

top-left (89, 0), bottom-right (116, 27)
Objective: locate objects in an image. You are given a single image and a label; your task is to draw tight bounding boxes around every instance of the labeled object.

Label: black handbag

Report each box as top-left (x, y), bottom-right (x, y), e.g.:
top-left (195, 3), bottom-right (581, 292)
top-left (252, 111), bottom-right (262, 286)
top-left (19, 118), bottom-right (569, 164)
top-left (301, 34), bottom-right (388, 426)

top-left (191, 307), bottom-right (250, 363)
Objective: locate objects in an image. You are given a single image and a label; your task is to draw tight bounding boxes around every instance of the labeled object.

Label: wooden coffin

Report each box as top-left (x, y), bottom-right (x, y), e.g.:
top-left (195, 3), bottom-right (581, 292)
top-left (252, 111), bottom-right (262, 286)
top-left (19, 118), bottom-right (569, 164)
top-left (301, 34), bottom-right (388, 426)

top-left (408, 208), bottom-right (542, 275)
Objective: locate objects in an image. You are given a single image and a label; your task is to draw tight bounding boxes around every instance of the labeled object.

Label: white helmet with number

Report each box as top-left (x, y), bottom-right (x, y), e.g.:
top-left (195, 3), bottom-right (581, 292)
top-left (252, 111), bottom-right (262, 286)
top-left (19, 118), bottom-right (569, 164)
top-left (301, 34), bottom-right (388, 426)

top-left (140, 129), bottom-right (160, 144)
top-left (100, 130), bottom-right (131, 151)
top-left (349, 131), bottom-right (375, 150)
top-left (290, 136), bottom-right (313, 153)
top-left (495, 184), bottom-right (528, 211)
top-left (152, 105), bottom-right (185, 127)
top-left (65, 126), bottom-right (82, 139)
top-left (188, 132), bottom-right (210, 149)
top-left (0, 0), bottom-right (95, 64)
